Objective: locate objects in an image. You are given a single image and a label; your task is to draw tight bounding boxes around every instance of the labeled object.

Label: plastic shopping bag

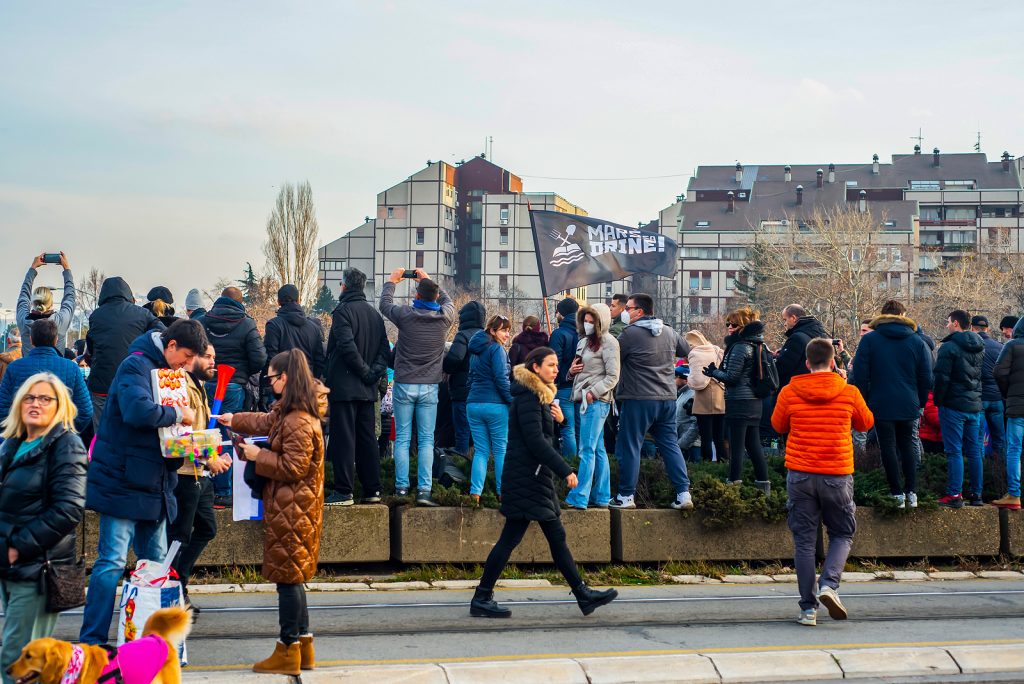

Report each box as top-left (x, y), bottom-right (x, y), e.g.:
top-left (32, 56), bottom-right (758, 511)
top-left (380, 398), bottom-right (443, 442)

top-left (117, 543), bottom-right (188, 665)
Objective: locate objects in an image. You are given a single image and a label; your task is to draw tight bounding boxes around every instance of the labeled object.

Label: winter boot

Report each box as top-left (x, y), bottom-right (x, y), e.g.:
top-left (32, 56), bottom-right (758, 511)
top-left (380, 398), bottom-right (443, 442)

top-left (470, 587), bottom-right (511, 618)
top-left (754, 480), bottom-right (771, 496)
top-left (572, 583), bottom-right (618, 616)
top-left (299, 634), bottom-right (315, 670)
top-left (253, 641), bottom-right (301, 676)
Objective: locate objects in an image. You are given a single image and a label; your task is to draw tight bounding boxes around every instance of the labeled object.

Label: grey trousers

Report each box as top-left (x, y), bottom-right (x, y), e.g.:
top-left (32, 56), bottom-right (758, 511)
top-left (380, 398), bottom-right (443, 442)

top-left (787, 470), bottom-right (857, 611)
top-left (91, 392), bottom-right (108, 432)
top-left (0, 580), bottom-right (58, 684)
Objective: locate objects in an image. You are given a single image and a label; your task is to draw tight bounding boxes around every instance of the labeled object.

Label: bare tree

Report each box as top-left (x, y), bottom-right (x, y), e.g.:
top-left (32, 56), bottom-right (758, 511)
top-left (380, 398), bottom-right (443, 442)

top-left (77, 267), bottom-right (106, 317)
top-left (264, 181), bottom-right (320, 306)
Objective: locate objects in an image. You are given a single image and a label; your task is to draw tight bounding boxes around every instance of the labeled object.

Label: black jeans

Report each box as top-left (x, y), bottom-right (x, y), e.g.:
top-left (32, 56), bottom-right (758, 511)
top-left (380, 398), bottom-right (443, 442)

top-left (875, 420), bottom-right (917, 495)
top-left (277, 583), bottom-right (309, 645)
top-left (479, 518), bottom-right (582, 591)
top-left (696, 414), bottom-right (727, 463)
top-left (169, 476), bottom-right (217, 592)
top-left (328, 400), bottom-right (381, 498)
top-left (728, 418), bottom-right (767, 482)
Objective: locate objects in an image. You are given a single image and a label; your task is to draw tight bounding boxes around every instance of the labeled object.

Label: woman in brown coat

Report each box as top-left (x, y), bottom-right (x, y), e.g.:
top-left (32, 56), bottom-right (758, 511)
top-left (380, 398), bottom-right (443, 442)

top-left (217, 349), bottom-right (325, 676)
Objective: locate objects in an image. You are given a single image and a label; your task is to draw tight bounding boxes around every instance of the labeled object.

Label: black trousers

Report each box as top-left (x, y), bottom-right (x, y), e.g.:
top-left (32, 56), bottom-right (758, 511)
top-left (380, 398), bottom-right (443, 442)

top-left (696, 414), bottom-right (727, 462)
top-left (277, 583), bottom-right (309, 645)
top-left (479, 517), bottom-right (582, 591)
top-left (328, 400), bottom-right (381, 498)
top-left (169, 476), bottom-right (217, 592)
top-left (727, 418), bottom-right (767, 482)
top-left (876, 420), bottom-right (917, 495)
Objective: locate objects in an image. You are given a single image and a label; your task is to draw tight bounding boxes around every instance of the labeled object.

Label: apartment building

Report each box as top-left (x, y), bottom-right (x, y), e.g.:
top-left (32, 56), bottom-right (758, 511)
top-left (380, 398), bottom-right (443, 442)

top-left (656, 148), bottom-right (1024, 318)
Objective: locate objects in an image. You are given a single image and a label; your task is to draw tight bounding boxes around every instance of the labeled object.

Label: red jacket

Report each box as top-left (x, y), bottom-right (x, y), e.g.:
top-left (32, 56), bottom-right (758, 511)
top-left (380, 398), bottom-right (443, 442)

top-left (919, 392), bottom-right (942, 442)
top-left (772, 372), bottom-right (874, 475)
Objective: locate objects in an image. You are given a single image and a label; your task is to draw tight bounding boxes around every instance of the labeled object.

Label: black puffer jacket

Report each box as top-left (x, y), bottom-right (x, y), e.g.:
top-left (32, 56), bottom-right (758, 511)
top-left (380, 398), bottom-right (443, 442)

top-left (995, 318), bottom-right (1024, 417)
top-left (0, 426), bottom-right (87, 582)
top-left (202, 297), bottom-right (267, 384)
top-left (325, 289), bottom-right (390, 403)
top-left (265, 303), bottom-right (326, 379)
top-left (86, 277), bottom-right (164, 394)
top-left (775, 316), bottom-right (828, 388)
top-left (933, 331), bottom-right (985, 413)
top-left (500, 365), bottom-right (573, 521)
top-left (977, 331), bottom-right (1003, 403)
top-left (443, 301), bottom-right (486, 402)
top-left (711, 321), bottom-right (765, 420)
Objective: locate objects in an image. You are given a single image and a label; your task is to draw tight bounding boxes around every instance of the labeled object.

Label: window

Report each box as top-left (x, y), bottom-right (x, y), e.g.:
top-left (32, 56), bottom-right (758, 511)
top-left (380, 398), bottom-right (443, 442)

top-left (387, 207), bottom-right (395, 218)
top-left (944, 180), bottom-right (975, 188)
top-left (688, 271), bottom-right (699, 291)
top-left (688, 297), bottom-right (698, 313)
top-left (443, 253), bottom-right (452, 266)
top-left (701, 271), bottom-right (712, 290)
top-left (909, 180), bottom-right (941, 190)
top-left (892, 247), bottom-right (903, 263)
top-left (695, 220), bottom-right (710, 228)
top-left (884, 220), bottom-right (898, 228)
top-left (846, 181), bottom-right (858, 187)
top-left (889, 273), bottom-right (901, 290)
top-left (499, 251), bottom-right (508, 269)
top-left (415, 251), bottom-right (424, 268)
top-left (701, 297), bottom-right (712, 315)
top-left (500, 206), bottom-right (509, 225)
top-left (919, 206), bottom-right (941, 221)
top-left (720, 247), bottom-right (748, 260)
top-left (444, 229), bottom-right (451, 244)
top-left (725, 271), bottom-right (736, 291)
top-left (851, 248), bottom-right (861, 262)
top-left (499, 275), bottom-right (508, 290)
top-left (500, 227), bottom-right (508, 245)
top-left (945, 207), bottom-right (977, 220)
top-left (672, 280), bottom-right (678, 295)
top-left (416, 228), bottom-right (424, 245)
top-left (877, 247), bottom-right (888, 261)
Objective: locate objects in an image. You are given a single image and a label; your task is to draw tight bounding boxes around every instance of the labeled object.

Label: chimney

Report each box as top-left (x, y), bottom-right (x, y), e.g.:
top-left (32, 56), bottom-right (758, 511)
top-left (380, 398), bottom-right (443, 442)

top-left (933, 147), bottom-right (941, 167)
top-left (735, 162), bottom-right (743, 183)
top-left (796, 185), bottom-right (804, 206)
top-left (727, 191), bottom-right (736, 213)
top-left (858, 190), bottom-right (867, 214)
top-left (914, 145), bottom-right (921, 155)
top-left (828, 163), bottom-right (835, 184)
top-left (872, 154), bottom-right (880, 175)
top-left (784, 165), bottom-right (792, 182)
top-left (816, 168), bottom-right (824, 188)
top-left (1002, 151), bottom-right (1011, 172)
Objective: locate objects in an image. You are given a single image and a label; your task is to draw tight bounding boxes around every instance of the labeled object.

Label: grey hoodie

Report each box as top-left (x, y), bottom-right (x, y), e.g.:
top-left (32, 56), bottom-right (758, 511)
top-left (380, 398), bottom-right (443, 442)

top-left (617, 317), bottom-right (690, 401)
top-left (379, 282), bottom-right (456, 384)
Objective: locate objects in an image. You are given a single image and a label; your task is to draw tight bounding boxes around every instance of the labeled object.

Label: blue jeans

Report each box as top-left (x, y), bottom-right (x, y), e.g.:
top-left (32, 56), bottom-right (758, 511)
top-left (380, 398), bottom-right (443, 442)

top-left (80, 515), bottom-right (167, 644)
top-left (980, 400), bottom-right (1006, 457)
top-left (1005, 416), bottom-right (1024, 497)
top-left (567, 400), bottom-right (611, 508)
top-left (206, 382), bottom-right (245, 497)
top-left (451, 400), bottom-right (471, 455)
top-left (393, 383), bottom-right (439, 493)
top-left (614, 399), bottom-right (691, 496)
top-left (554, 387), bottom-right (581, 459)
top-left (467, 402), bottom-right (509, 496)
top-left (938, 407), bottom-right (983, 498)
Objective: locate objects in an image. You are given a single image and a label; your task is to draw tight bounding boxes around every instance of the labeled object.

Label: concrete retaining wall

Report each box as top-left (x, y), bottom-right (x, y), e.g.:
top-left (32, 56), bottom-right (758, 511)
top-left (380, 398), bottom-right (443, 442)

top-left (611, 510), bottom-right (793, 562)
top-left (848, 507), bottom-right (1001, 558)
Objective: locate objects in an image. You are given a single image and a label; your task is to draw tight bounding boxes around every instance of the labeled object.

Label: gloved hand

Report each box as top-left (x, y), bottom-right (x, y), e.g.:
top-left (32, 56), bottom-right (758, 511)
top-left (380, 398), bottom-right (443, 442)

top-left (702, 362), bottom-right (718, 377)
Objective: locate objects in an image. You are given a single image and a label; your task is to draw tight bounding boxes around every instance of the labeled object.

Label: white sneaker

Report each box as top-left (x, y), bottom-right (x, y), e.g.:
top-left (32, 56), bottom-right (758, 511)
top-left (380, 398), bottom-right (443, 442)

top-left (798, 609), bottom-right (816, 626)
top-left (907, 492), bottom-right (918, 508)
top-left (608, 494), bottom-right (636, 509)
top-left (817, 585), bottom-right (848, 620)
top-left (890, 493), bottom-right (906, 509)
top-left (671, 491), bottom-right (694, 510)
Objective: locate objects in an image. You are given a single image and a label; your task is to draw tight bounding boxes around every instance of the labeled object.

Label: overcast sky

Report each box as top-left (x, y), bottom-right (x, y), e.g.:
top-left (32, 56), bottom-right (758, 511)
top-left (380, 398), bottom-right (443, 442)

top-left (2, 1), bottom-right (1022, 311)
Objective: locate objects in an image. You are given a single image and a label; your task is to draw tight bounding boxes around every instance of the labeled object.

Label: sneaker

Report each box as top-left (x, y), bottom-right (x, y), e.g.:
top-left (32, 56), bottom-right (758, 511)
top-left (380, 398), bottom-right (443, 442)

top-left (671, 491), bottom-right (694, 510)
top-left (992, 494), bottom-right (1022, 510)
top-left (907, 492), bottom-right (918, 509)
top-left (324, 492), bottom-right (354, 507)
top-left (816, 586), bottom-right (848, 620)
top-left (395, 487), bottom-right (410, 498)
top-left (362, 494), bottom-right (382, 504)
top-left (213, 495), bottom-right (232, 510)
top-left (890, 493), bottom-right (906, 509)
top-left (608, 494), bottom-right (636, 509)
top-left (967, 494), bottom-right (984, 507)
top-left (184, 595), bottom-right (201, 615)
top-left (416, 492), bottom-right (440, 507)
top-left (938, 494), bottom-right (964, 509)
top-left (798, 609), bottom-right (816, 626)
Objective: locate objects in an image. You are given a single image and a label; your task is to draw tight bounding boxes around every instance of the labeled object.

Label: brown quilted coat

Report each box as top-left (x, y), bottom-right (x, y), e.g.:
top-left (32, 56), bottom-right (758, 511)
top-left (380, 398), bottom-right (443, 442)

top-left (230, 406), bottom-right (325, 584)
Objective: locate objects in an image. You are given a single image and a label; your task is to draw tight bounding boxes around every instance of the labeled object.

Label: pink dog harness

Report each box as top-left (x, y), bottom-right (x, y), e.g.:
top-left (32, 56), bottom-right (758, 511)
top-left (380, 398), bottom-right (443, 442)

top-left (90, 635), bottom-right (169, 684)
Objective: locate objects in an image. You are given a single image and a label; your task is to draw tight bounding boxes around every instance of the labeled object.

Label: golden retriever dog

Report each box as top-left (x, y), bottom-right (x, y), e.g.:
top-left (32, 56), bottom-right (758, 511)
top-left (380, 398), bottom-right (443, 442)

top-left (8, 606), bottom-right (192, 684)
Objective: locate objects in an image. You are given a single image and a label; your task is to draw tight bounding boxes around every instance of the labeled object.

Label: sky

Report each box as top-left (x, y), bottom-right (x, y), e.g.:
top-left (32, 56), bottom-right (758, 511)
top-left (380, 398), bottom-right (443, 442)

top-left (2, 0), bottom-right (1023, 312)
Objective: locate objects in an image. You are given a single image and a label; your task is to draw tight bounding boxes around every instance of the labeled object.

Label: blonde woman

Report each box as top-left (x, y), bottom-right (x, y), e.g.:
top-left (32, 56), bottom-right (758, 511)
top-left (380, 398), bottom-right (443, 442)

top-left (17, 252), bottom-right (76, 355)
top-left (0, 372), bottom-right (87, 681)
top-left (685, 330), bottom-right (727, 463)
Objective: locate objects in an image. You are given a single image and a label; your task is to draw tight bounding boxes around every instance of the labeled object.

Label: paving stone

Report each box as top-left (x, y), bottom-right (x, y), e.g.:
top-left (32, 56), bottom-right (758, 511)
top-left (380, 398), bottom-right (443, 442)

top-left (840, 572), bottom-right (877, 582)
top-left (369, 581), bottom-right (431, 590)
top-left (830, 647), bottom-right (959, 678)
top-left (669, 575), bottom-right (722, 584)
top-left (442, 659), bottom-right (588, 683)
top-left (578, 654), bottom-right (720, 683)
top-left (304, 582), bottom-right (372, 591)
top-left (302, 664), bottom-right (448, 683)
top-left (431, 580), bottom-right (479, 589)
top-left (184, 673), bottom-right (288, 683)
top-left (495, 579), bottom-right (551, 587)
top-left (891, 570), bottom-right (930, 581)
top-left (710, 650), bottom-right (842, 682)
top-left (771, 574), bottom-right (798, 582)
top-left (720, 574), bottom-right (774, 584)
top-left (977, 570), bottom-right (1024, 579)
top-left (186, 583), bottom-right (242, 594)
top-left (240, 583), bottom-right (277, 592)
top-left (946, 644), bottom-right (1024, 674)
top-left (928, 571), bottom-right (976, 580)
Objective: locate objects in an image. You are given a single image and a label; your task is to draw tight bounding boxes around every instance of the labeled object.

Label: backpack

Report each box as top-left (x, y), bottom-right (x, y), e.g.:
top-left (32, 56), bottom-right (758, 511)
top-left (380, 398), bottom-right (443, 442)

top-left (749, 342), bottom-right (779, 399)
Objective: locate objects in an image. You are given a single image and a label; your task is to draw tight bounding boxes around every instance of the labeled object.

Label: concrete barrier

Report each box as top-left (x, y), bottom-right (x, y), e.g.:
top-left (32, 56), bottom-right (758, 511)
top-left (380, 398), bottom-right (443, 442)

top-left (1002, 508), bottom-right (1024, 557)
top-left (611, 510), bottom-right (792, 562)
top-left (392, 506), bottom-right (611, 563)
top-left (848, 506), bottom-right (1001, 557)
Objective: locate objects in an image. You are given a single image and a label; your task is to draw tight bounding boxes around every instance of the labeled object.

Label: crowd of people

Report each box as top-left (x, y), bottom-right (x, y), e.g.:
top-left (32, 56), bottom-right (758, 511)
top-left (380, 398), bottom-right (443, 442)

top-left (3, 250), bottom-right (1024, 675)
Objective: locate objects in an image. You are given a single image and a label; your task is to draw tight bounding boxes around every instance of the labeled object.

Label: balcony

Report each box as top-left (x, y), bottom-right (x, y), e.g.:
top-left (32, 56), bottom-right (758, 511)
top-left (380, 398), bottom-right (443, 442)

top-left (919, 219), bottom-right (978, 227)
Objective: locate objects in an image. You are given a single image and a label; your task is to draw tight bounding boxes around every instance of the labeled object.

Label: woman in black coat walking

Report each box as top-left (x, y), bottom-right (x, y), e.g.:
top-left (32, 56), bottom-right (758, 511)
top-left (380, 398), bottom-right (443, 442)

top-left (471, 347), bottom-right (617, 618)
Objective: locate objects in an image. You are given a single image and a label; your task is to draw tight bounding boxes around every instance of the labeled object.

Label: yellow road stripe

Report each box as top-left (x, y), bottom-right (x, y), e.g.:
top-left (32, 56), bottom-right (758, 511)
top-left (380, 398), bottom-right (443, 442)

top-left (184, 638), bottom-right (1024, 671)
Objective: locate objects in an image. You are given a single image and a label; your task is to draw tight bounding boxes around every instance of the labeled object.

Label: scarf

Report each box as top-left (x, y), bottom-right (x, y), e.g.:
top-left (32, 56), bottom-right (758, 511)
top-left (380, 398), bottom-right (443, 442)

top-left (412, 299), bottom-right (441, 311)
top-left (61, 645), bottom-right (85, 684)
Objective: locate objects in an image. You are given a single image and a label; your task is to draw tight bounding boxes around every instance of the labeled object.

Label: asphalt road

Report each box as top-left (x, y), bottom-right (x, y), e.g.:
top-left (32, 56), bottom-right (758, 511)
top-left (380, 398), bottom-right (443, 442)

top-left (35, 579), bottom-right (1024, 674)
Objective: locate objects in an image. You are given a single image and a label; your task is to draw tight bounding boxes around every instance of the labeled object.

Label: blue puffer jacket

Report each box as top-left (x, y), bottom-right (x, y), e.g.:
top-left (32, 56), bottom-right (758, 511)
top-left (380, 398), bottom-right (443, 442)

top-left (86, 332), bottom-right (184, 522)
top-left (467, 330), bottom-right (513, 405)
top-left (0, 347), bottom-right (92, 434)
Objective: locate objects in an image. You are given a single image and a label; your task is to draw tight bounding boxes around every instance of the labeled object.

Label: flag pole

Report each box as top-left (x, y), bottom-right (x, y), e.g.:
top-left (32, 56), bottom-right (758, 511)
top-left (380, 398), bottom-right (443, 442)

top-left (527, 198), bottom-right (554, 334)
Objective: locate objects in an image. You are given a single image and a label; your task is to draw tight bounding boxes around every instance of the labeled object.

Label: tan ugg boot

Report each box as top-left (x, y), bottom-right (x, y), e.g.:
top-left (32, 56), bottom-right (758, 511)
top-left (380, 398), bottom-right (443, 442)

top-left (253, 640), bottom-right (301, 676)
top-left (299, 634), bottom-right (315, 670)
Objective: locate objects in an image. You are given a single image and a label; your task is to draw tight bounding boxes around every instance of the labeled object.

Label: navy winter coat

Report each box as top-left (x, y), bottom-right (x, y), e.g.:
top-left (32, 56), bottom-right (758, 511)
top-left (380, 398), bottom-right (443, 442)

top-left (977, 331), bottom-right (1003, 402)
top-left (994, 318), bottom-right (1024, 417)
top-left (0, 346), bottom-right (92, 434)
top-left (86, 333), bottom-right (185, 522)
top-left (466, 330), bottom-right (513, 405)
top-left (851, 315), bottom-right (933, 422)
top-left (86, 277), bottom-right (164, 395)
top-left (443, 302), bottom-right (486, 402)
top-left (548, 317), bottom-right (579, 389)
top-left (933, 331), bottom-right (985, 413)
top-left (202, 297), bottom-right (267, 384)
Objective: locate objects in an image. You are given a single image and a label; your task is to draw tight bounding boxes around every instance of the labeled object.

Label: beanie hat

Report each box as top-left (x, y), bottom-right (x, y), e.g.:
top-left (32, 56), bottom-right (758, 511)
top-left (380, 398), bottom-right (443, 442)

top-left (147, 286), bottom-right (174, 304)
top-left (185, 288), bottom-right (204, 311)
top-left (556, 298), bottom-right (579, 317)
top-left (1000, 316), bottom-right (1019, 329)
top-left (278, 284), bottom-right (300, 304)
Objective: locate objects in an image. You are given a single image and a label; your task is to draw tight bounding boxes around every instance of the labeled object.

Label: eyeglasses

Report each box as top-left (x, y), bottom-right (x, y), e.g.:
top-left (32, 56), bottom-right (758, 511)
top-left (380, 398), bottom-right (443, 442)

top-left (22, 394), bottom-right (57, 407)
top-left (625, 305), bottom-right (639, 311)
top-left (267, 374), bottom-right (282, 382)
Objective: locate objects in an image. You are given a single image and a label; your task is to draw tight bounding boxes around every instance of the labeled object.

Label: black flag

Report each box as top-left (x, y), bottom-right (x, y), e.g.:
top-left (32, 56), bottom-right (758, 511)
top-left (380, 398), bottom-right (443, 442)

top-left (529, 211), bottom-right (678, 296)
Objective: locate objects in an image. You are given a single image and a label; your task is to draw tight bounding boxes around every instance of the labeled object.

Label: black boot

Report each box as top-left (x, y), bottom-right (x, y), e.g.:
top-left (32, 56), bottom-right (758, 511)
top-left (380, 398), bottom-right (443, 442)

top-left (572, 583), bottom-right (618, 616)
top-left (470, 587), bottom-right (511, 618)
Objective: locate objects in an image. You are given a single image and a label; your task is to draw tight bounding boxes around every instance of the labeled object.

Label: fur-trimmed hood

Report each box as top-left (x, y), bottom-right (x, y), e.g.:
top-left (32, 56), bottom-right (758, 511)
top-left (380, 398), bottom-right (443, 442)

top-left (512, 364), bottom-right (556, 405)
top-left (869, 314), bottom-right (918, 341)
top-left (576, 302), bottom-right (612, 338)
top-left (869, 314), bottom-right (917, 330)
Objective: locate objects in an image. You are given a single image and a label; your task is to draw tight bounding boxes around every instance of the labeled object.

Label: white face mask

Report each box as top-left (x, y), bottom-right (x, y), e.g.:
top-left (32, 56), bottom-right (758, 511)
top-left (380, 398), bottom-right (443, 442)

top-left (583, 322), bottom-right (595, 336)
top-left (620, 310), bottom-right (631, 325)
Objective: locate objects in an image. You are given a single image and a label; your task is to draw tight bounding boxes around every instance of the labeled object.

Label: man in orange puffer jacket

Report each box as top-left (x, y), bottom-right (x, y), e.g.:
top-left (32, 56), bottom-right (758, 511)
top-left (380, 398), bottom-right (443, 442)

top-left (772, 338), bottom-right (874, 627)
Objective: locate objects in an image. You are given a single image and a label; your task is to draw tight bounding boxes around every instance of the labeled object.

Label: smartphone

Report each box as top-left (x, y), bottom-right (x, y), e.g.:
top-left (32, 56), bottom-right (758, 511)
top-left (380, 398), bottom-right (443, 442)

top-left (573, 355), bottom-right (583, 365)
top-left (402, 269), bottom-right (417, 278)
top-left (831, 339), bottom-right (842, 347)
top-left (42, 253), bottom-right (62, 264)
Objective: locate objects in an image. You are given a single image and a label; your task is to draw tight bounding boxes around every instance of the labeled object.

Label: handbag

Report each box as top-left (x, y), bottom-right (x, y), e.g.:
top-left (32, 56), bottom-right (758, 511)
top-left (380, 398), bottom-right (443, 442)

top-left (38, 442), bottom-right (87, 613)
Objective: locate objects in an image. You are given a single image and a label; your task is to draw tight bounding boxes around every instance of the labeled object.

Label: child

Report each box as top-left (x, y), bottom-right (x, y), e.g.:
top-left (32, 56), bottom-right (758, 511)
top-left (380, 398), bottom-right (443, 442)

top-left (772, 338), bottom-right (874, 626)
